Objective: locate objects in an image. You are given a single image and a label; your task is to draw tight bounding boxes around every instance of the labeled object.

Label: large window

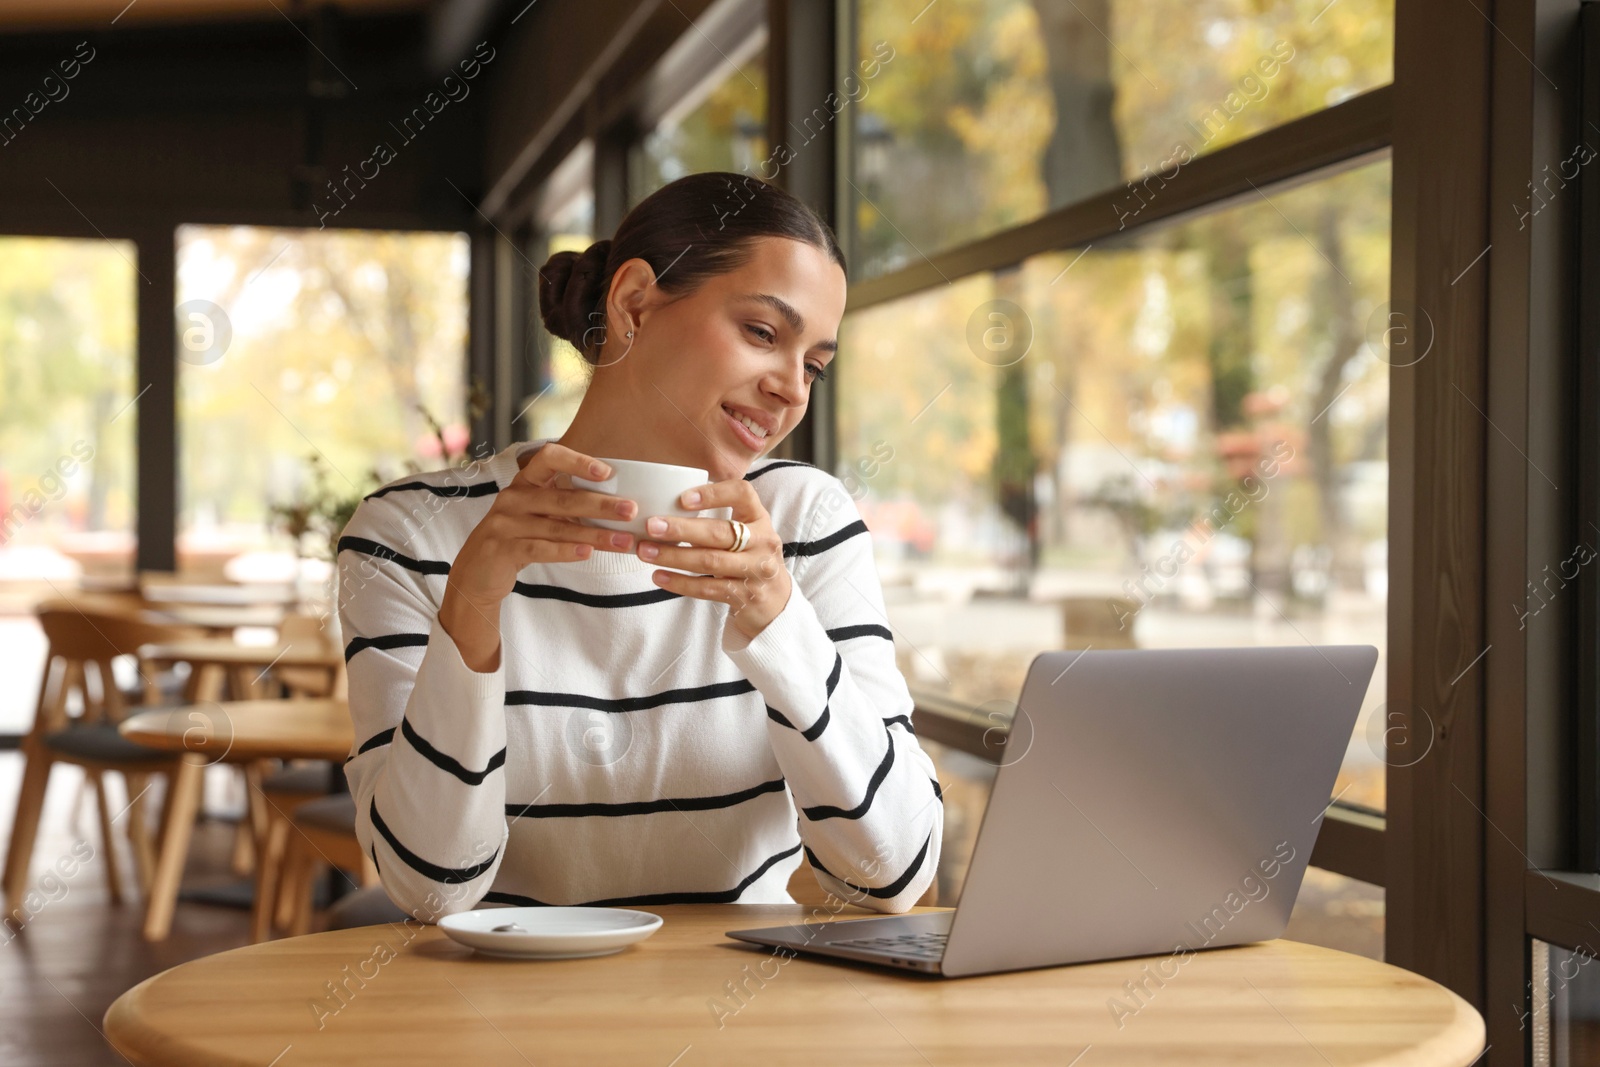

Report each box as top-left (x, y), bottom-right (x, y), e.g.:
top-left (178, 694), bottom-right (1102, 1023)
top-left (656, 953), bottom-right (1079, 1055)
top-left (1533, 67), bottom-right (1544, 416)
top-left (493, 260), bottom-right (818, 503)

top-left (0, 237), bottom-right (136, 734)
top-left (827, 0), bottom-right (1399, 955)
top-left (845, 157), bottom-right (1393, 953)
top-left (628, 32), bottom-right (767, 208)
top-left (176, 226), bottom-right (469, 581)
top-left (849, 0), bottom-right (1393, 276)
top-left (529, 145), bottom-right (597, 442)
top-left (840, 159), bottom-right (1391, 809)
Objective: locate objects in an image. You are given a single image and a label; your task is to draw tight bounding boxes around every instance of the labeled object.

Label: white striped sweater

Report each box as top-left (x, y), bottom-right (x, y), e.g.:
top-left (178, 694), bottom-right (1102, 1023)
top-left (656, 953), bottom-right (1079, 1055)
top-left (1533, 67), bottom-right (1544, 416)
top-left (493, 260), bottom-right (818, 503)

top-left (336, 439), bottom-right (944, 919)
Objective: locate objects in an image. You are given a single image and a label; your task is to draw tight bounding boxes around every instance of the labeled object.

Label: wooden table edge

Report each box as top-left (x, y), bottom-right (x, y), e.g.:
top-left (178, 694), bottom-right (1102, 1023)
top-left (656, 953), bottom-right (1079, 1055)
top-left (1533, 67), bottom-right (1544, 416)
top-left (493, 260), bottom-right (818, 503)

top-left (100, 912), bottom-right (1489, 1067)
top-left (1367, 985), bottom-right (1485, 1067)
top-left (104, 973), bottom-right (191, 1067)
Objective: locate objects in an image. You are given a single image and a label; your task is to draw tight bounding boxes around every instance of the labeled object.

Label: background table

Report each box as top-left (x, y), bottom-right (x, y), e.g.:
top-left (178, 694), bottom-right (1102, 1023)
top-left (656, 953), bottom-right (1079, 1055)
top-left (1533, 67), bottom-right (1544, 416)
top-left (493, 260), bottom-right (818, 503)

top-left (144, 604), bottom-right (289, 635)
top-left (140, 638), bottom-right (343, 701)
top-left (140, 583), bottom-right (300, 607)
top-left (120, 700), bottom-right (354, 940)
top-left (104, 903), bottom-right (1486, 1066)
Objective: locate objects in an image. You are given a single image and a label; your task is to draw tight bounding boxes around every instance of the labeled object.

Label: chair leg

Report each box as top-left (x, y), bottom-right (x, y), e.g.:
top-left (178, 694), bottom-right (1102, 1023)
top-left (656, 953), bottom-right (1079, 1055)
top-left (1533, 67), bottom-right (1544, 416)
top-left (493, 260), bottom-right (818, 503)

top-left (232, 763), bottom-right (269, 877)
top-left (142, 756), bottom-right (205, 941)
top-left (69, 775), bottom-right (92, 838)
top-left (250, 814), bottom-right (292, 943)
top-left (289, 858), bottom-right (323, 937)
top-left (277, 838), bottom-right (319, 937)
top-left (2, 745), bottom-right (54, 912)
top-left (90, 771), bottom-right (123, 906)
top-left (124, 773), bottom-right (156, 895)
top-left (273, 834), bottom-right (303, 931)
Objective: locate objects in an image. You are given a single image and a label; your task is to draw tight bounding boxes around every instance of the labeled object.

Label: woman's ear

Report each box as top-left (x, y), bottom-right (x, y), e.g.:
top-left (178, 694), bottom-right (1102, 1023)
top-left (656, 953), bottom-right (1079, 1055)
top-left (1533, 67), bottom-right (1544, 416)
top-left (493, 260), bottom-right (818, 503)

top-left (604, 257), bottom-right (659, 338)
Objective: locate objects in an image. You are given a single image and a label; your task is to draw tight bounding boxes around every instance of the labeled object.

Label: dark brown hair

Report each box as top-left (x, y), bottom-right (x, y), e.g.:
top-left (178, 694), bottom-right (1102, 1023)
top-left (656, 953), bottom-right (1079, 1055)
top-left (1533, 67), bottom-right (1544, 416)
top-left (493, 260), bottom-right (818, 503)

top-left (538, 171), bottom-right (846, 363)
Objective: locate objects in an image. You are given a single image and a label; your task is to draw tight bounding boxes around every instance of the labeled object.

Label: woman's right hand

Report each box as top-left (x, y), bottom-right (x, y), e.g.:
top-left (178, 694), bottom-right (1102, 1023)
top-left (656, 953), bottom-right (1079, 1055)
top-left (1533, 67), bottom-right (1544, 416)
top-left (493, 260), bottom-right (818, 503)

top-left (440, 443), bottom-right (637, 671)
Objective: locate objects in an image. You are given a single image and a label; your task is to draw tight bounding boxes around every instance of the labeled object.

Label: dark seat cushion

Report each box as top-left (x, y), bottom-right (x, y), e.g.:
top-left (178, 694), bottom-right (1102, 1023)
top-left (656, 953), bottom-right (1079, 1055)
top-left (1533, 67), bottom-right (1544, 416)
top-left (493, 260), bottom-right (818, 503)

top-left (263, 761), bottom-right (337, 795)
top-left (294, 793), bottom-right (357, 834)
top-left (42, 723), bottom-right (172, 764)
top-left (324, 885), bottom-right (410, 929)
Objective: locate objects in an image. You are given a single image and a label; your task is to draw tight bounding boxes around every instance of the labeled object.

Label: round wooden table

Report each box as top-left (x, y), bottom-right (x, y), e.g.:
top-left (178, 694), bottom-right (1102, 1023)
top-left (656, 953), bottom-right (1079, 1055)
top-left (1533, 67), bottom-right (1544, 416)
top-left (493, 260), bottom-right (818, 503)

top-left (120, 700), bottom-right (354, 941)
top-left (140, 638), bottom-right (343, 701)
top-left (104, 904), bottom-right (1485, 1066)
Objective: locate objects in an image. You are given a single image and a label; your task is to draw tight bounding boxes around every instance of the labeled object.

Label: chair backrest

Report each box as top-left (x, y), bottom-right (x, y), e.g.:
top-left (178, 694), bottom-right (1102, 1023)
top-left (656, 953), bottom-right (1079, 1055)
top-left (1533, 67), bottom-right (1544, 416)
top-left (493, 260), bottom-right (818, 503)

top-left (30, 600), bottom-right (197, 735)
top-left (275, 611), bottom-right (344, 698)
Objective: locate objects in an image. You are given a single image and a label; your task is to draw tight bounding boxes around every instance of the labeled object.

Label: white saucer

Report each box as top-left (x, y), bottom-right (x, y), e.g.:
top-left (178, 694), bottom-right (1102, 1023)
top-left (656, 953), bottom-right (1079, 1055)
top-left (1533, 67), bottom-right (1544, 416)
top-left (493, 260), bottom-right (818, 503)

top-left (438, 906), bottom-right (663, 959)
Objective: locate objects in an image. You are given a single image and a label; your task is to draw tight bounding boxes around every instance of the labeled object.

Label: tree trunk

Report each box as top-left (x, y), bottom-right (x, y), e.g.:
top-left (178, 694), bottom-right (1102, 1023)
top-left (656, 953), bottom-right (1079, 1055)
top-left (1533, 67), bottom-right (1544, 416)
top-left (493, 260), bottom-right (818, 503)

top-left (992, 266), bottom-right (1036, 594)
top-left (1023, 0), bottom-right (1122, 588)
top-left (1028, 0), bottom-right (1123, 207)
top-left (1307, 203), bottom-right (1367, 590)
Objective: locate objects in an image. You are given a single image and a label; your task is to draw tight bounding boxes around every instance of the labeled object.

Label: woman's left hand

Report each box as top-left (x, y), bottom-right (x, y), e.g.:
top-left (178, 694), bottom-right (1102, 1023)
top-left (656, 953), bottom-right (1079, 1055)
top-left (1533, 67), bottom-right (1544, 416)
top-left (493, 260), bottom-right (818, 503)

top-left (637, 479), bottom-right (790, 640)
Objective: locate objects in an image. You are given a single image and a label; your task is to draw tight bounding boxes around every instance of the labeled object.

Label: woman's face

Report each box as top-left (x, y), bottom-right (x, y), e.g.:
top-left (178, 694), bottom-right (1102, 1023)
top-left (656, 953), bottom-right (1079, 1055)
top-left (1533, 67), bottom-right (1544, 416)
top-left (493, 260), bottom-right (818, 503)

top-left (596, 235), bottom-right (847, 483)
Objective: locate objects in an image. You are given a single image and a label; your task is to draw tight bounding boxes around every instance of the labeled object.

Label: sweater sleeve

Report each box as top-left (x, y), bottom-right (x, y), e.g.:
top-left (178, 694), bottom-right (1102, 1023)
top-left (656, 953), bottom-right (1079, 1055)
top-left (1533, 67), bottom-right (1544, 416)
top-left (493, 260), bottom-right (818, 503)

top-left (337, 495), bottom-right (510, 922)
top-left (720, 477), bottom-right (944, 913)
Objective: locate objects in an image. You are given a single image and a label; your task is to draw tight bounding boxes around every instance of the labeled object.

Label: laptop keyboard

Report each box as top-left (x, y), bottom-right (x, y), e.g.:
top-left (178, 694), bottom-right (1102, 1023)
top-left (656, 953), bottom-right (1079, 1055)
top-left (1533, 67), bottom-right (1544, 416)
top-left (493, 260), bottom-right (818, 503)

top-left (830, 931), bottom-right (949, 959)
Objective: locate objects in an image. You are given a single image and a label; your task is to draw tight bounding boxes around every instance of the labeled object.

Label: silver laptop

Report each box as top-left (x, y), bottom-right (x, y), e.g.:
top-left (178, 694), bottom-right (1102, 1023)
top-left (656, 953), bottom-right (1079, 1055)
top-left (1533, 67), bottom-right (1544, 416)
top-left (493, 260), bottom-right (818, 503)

top-left (727, 644), bottom-right (1378, 977)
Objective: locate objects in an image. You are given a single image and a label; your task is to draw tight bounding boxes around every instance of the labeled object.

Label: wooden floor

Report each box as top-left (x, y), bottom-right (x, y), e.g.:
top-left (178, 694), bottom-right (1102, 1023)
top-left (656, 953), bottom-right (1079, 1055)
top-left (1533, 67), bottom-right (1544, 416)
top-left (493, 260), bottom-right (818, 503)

top-left (0, 751), bottom-right (257, 1067)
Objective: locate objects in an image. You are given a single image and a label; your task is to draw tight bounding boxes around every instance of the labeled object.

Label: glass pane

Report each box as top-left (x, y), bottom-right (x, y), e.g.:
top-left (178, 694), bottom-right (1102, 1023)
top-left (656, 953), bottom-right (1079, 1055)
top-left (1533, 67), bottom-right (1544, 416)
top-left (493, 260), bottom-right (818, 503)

top-left (0, 237), bottom-right (137, 733)
top-left (176, 226), bottom-right (470, 586)
top-left (1281, 867), bottom-right (1383, 960)
top-left (839, 159), bottom-right (1391, 809)
top-left (629, 39), bottom-right (768, 208)
top-left (916, 736), bottom-right (998, 905)
top-left (1535, 939), bottom-right (1600, 1065)
top-left (849, 0), bottom-right (1394, 277)
top-left (532, 180), bottom-right (597, 440)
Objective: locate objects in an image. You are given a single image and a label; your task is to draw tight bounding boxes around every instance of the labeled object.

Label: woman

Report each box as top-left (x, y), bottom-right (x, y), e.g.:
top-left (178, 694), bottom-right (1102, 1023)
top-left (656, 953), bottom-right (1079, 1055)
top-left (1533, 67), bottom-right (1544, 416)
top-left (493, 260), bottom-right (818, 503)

top-left (338, 171), bottom-right (943, 920)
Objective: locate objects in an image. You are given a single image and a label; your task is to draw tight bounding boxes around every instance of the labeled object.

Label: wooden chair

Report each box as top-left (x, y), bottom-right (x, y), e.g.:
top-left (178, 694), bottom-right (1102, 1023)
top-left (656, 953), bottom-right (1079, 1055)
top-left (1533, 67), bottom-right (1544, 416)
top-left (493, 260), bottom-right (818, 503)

top-left (248, 761), bottom-right (339, 941)
top-left (271, 612), bottom-right (344, 699)
top-left (274, 793), bottom-right (378, 936)
top-left (226, 612), bottom-right (342, 884)
top-left (2, 602), bottom-right (201, 914)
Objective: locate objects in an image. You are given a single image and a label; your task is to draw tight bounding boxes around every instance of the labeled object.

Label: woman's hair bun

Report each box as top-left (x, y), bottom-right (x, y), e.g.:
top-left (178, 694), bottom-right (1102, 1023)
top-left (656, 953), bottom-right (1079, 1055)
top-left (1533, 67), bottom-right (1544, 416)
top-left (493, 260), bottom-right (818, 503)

top-left (538, 238), bottom-right (613, 354)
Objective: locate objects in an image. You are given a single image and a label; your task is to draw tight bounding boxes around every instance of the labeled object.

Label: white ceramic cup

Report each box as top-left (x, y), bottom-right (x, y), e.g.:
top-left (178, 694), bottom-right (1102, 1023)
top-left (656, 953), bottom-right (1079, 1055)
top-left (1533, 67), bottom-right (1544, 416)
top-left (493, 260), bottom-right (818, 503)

top-left (570, 458), bottom-right (732, 538)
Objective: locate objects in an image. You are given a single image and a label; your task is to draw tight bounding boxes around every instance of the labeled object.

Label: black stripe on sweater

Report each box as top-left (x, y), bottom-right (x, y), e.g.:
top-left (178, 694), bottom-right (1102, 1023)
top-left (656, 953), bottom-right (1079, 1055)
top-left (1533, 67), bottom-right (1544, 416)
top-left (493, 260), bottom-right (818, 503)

top-left (884, 714), bottom-right (916, 735)
top-left (826, 623), bottom-right (894, 643)
top-left (824, 652), bottom-right (843, 696)
top-left (506, 678), bottom-right (756, 714)
top-left (337, 536), bottom-right (452, 575)
top-left (369, 799), bottom-right (498, 884)
top-left (366, 479), bottom-right (499, 500)
top-left (399, 717), bottom-right (506, 786)
top-left (744, 460), bottom-right (814, 482)
top-left (345, 632), bottom-right (429, 662)
top-left (803, 830), bottom-right (933, 900)
top-left (505, 777), bottom-right (786, 819)
top-left (765, 652), bottom-right (841, 741)
top-left (510, 581), bottom-right (681, 608)
top-left (800, 726), bottom-right (895, 821)
top-left (356, 728), bottom-right (395, 754)
top-left (479, 842), bottom-right (803, 907)
top-left (765, 703), bottom-right (830, 741)
top-left (783, 520), bottom-right (868, 559)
